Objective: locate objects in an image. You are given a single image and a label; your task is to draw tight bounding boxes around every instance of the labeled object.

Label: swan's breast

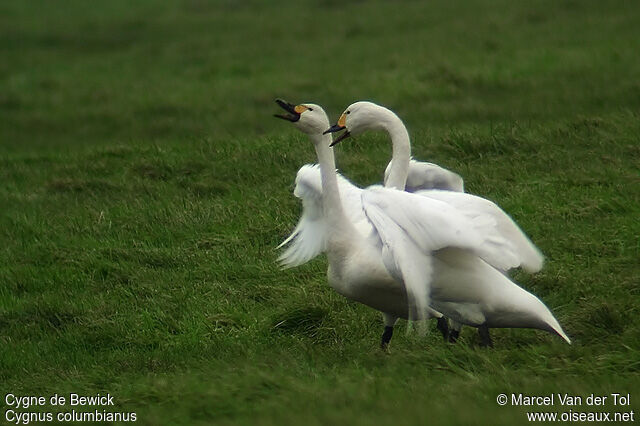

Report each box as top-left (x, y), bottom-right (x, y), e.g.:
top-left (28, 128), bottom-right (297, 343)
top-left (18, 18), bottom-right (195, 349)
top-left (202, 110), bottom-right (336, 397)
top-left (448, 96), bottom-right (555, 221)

top-left (327, 246), bottom-right (410, 318)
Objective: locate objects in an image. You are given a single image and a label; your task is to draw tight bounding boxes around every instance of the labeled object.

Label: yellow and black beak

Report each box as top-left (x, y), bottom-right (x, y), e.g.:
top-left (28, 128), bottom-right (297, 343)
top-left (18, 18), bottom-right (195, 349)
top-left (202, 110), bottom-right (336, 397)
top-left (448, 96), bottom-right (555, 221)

top-left (274, 99), bottom-right (308, 122)
top-left (323, 113), bottom-right (350, 146)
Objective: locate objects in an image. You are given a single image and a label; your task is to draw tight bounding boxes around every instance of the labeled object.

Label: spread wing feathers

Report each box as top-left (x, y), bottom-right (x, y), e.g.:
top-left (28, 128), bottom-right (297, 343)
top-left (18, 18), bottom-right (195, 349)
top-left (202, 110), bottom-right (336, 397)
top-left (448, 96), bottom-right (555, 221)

top-left (278, 164), bottom-right (365, 268)
top-left (367, 205), bottom-right (433, 322)
top-left (385, 159), bottom-right (465, 192)
top-left (415, 190), bottom-right (544, 272)
top-left (362, 186), bottom-right (521, 273)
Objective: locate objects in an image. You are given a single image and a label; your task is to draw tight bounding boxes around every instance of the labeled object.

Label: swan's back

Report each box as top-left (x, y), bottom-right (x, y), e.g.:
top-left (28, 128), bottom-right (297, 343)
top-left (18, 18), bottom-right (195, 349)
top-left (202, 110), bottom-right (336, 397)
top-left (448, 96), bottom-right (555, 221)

top-left (385, 159), bottom-right (464, 192)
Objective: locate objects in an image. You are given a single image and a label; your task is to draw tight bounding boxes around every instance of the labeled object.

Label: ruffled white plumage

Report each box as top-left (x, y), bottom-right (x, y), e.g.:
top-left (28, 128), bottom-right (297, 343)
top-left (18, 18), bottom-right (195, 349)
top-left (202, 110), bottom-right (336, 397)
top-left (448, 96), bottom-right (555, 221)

top-left (277, 164), bottom-right (367, 268)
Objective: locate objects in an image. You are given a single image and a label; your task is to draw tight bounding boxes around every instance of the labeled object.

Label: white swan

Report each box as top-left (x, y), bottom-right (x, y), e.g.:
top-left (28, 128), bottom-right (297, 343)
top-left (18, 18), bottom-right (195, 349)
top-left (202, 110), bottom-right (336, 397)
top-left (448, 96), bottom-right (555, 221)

top-left (279, 102), bottom-right (465, 342)
top-left (275, 99), bottom-right (570, 347)
top-left (276, 100), bottom-right (449, 343)
top-left (325, 101), bottom-right (547, 344)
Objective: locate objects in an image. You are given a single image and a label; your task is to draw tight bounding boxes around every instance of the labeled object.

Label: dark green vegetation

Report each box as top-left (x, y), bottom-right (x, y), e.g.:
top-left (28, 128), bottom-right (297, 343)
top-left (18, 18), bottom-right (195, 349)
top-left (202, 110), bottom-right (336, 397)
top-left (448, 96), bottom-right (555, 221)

top-left (1, 0), bottom-right (639, 424)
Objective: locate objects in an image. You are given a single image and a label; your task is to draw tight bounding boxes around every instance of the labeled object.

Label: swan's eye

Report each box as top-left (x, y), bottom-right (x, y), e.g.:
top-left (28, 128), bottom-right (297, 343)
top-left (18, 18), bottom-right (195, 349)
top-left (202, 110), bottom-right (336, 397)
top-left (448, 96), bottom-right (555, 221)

top-left (308, 107), bottom-right (314, 111)
top-left (346, 111), bottom-right (351, 114)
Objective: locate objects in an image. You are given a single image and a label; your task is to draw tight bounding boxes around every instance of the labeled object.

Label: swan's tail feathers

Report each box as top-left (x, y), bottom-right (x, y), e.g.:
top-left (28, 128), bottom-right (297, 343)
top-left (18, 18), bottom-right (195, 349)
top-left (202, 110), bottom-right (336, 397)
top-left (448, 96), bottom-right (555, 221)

top-left (555, 327), bottom-right (571, 344)
top-left (544, 313), bottom-right (571, 344)
top-left (530, 297), bottom-right (571, 344)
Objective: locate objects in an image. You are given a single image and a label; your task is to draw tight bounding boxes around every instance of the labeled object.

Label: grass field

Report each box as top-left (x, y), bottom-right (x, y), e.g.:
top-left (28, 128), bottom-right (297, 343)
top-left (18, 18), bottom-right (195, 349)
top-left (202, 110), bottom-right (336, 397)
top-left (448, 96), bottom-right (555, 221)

top-left (1, 0), bottom-right (639, 424)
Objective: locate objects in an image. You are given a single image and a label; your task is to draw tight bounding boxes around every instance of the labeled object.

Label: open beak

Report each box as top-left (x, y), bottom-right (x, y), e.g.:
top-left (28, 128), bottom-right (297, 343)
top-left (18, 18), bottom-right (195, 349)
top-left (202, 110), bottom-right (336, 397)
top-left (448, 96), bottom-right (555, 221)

top-left (273, 99), bottom-right (301, 122)
top-left (324, 124), bottom-right (351, 147)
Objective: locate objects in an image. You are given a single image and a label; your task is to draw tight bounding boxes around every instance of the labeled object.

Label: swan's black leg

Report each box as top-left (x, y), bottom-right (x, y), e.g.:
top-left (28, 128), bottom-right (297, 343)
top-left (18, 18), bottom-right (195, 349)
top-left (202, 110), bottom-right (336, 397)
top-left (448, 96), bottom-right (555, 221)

top-left (449, 320), bottom-right (462, 343)
top-left (381, 314), bottom-right (398, 350)
top-left (478, 324), bottom-right (493, 348)
top-left (436, 317), bottom-right (449, 341)
top-left (381, 326), bottom-right (394, 349)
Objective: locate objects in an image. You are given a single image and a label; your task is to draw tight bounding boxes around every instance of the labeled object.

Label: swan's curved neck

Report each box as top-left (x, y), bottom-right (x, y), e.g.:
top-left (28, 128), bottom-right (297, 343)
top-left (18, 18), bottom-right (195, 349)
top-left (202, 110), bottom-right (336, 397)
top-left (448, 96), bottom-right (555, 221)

top-left (311, 133), bottom-right (356, 236)
top-left (379, 111), bottom-right (411, 190)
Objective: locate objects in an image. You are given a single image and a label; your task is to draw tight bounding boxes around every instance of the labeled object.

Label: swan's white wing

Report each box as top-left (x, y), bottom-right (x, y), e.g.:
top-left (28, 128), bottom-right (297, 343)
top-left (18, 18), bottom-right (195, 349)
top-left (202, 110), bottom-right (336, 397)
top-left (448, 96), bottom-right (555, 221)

top-left (415, 190), bottom-right (544, 272)
top-left (364, 202), bottom-right (433, 321)
top-left (362, 186), bottom-right (520, 317)
top-left (385, 159), bottom-right (464, 192)
top-left (278, 164), bottom-right (365, 268)
top-left (363, 186), bottom-right (519, 270)
top-left (383, 158), bottom-right (542, 271)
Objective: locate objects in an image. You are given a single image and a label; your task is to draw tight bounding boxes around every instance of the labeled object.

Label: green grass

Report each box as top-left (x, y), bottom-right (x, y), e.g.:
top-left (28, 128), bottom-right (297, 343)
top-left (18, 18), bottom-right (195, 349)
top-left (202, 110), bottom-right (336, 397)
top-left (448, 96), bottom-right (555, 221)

top-left (1, 0), bottom-right (639, 424)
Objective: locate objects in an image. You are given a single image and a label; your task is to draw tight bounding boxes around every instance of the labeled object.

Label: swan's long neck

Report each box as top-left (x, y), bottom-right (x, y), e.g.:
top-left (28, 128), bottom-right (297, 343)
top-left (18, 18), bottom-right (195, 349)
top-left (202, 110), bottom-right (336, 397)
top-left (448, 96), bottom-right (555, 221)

top-left (379, 111), bottom-right (411, 190)
top-left (311, 133), bottom-right (356, 237)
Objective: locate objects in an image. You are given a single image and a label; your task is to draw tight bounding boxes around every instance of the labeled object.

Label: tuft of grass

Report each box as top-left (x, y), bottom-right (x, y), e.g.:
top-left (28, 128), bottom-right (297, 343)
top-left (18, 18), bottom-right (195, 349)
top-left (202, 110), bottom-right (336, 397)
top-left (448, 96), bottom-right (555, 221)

top-left (271, 306), bottom-right (329, 338)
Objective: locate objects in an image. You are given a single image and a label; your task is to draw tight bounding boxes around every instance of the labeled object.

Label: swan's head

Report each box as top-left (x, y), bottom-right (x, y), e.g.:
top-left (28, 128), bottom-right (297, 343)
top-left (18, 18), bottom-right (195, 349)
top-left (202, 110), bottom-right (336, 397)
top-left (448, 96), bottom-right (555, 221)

top-left (274, 99), bottom-right (330, 135)
top-left (323, 101), bottom-right (393, 146)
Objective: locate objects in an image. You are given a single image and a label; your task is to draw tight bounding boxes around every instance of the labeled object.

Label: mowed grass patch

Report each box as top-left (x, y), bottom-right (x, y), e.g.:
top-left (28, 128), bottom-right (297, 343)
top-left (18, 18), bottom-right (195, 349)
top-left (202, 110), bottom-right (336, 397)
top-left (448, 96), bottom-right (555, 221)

top-left (1, 0), bottom-right (639, 425)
